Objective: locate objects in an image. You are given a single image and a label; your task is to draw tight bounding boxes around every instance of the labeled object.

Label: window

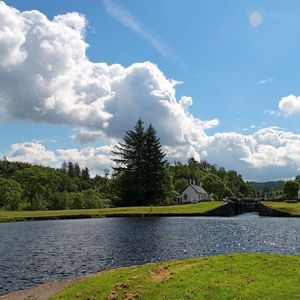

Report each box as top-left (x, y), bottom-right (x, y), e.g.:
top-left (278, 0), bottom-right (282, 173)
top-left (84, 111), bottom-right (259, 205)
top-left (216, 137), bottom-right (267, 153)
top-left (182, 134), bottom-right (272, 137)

top-left (184, 194), bottom-right (188, 200)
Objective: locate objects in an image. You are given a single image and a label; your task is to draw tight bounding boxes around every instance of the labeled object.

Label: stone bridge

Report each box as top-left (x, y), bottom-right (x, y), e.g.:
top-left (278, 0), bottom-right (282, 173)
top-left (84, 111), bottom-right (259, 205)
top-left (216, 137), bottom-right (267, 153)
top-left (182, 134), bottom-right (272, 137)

top-left (206, 198), bottom-right (291, 217)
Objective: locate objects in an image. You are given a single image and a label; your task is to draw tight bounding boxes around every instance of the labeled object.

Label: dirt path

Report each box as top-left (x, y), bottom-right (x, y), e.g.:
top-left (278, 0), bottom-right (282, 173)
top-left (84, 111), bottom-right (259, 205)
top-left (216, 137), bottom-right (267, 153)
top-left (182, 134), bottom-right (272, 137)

top-left (0, 278), bottom-right (81, 300)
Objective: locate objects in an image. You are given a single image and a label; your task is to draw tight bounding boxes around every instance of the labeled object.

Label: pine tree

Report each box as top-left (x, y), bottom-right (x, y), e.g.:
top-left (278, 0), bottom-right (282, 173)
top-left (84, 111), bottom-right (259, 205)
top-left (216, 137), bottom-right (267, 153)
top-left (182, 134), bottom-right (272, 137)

top-left (74, 163), bottom-right (81, 177)
top-left (81, 167), bottom-right (90, 180)
top-left (143, 124), bottom-right (166, 203)
top-left (67, 162), bottom-right (75, 178)
top-left (61, 161), bottom-right (68, 173)
top-left (112, 119), bottom-right (166, 205)
top-left (112, 119), bottom-right (145, 204)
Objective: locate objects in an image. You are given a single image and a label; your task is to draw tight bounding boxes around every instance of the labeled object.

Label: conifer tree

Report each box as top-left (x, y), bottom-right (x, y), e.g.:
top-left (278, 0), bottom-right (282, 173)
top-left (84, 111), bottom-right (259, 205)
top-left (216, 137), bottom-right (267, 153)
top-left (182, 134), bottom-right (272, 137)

top-left (67, 162), bottom-right (75, 178)
top-left (143, 124), bottom-right (166, 203)
top-left (74, 163), bottom-right (81, 177)
top-left (112, 119), bottom-right (166, 205)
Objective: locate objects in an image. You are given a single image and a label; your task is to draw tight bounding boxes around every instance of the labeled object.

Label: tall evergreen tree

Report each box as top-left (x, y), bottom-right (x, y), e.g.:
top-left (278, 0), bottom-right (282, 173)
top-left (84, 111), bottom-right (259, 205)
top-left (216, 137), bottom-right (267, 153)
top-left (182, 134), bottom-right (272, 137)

top-left (112, 119), bottom-right (145, 204)
top-left (61, 161), bottom-right (68, 173)
top-left (81, 167), bottom-right (90, 180)
top-left (74, 163), bottom-right (81, 177)
top-left (67, 162), bottom-right (75, 178)
top-left (143, 124), bottom-right (166, 203)
top-left (112, 119), bottom-right (166, 205)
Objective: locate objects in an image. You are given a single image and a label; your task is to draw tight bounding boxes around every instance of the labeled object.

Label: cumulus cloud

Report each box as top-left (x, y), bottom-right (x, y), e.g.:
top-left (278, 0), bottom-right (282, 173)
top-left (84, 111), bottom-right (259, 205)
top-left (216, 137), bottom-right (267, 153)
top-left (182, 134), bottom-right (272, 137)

top-left (278, 95), bottom-right (300, 116)
top-left (204, 128), bottom-right (300, 180)
top-left (6, 142), bottom-right (56, 165)
top-left (5, 126), bottom-right (300, 180)
top-left (5, 142), bottom-right (113, 175)
top-left (0, 1), bottom-right (215, 154)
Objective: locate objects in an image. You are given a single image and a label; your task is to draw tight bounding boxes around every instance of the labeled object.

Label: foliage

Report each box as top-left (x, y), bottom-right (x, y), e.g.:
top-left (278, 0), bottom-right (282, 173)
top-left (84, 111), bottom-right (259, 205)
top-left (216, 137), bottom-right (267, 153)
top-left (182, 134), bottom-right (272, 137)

top-left (112, 119), bottom-right (166, 205)
top-left (0, 178), bottom-right (22, 210)
top-left (202, 174), bottom-right (225, 200)
top-left (283, 180), bottom-right (299, 198)
top-left (0, 159), bottom-right (112, 211)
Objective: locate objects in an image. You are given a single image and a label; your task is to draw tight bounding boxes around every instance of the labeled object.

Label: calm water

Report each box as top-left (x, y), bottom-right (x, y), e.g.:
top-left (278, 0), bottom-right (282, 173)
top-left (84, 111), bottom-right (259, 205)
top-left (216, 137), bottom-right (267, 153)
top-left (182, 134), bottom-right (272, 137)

top-left (0, 214), bottom-right (299, 295)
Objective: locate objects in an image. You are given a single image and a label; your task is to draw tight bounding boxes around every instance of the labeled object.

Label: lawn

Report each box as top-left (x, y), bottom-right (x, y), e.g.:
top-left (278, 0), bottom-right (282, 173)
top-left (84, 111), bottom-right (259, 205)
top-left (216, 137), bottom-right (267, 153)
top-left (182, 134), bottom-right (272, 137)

top-left (264, 201), bottom-right (300, 217)
top-left (0, 202), bottom-right (223, 223)
top-left (52, 253), bottom-right (300, 300)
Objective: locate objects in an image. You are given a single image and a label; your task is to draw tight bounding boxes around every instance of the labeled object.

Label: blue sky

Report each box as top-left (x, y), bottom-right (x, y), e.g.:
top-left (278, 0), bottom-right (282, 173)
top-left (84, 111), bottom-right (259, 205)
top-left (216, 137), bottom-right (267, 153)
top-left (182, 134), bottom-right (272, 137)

top-left (1, 0), bottom-right (300, 180)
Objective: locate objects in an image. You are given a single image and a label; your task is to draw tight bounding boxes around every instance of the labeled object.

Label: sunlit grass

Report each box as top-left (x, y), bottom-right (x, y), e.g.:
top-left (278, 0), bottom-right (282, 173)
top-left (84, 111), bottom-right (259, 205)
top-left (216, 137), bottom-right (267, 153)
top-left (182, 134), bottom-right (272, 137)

top-left (264, 201), bottom-right (300, 217)
top-left (0, 202), bottom-right (223, 223)
top-left (52, 253), bottom-right (300, 300)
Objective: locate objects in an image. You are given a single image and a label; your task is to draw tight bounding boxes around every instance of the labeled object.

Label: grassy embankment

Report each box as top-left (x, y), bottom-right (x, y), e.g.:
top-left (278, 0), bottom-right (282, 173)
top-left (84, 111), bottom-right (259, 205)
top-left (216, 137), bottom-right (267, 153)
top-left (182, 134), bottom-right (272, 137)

top-left (52, 254), bottom-right (300, 300)
top-left (0, 202), bottom-right (223, 223)
top-left (264, 201), bottom-right (300, 217)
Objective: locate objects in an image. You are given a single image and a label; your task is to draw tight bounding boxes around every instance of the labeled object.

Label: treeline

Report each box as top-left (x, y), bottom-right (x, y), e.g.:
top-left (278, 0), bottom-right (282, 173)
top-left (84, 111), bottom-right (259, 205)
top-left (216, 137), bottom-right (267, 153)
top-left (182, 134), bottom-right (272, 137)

top-left (170, 158), bottom-right (256, 200)
top-left (0, 159), bottom-right (111, 210)
top-left (0, 157), bottom-right (256, 211)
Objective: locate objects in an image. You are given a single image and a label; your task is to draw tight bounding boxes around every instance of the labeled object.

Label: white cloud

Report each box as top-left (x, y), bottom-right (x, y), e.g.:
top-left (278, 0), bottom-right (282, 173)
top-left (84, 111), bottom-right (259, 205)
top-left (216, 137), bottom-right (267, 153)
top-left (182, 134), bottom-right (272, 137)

top-left (0, 2), bottom-right (213, 152)
top-left (278, 95), bottom-right (300, 116)
top-left (6, 142), bottom-right (56, 165)
top-left (5, 126), bottom-right (300, 181)
top-left (258, 76), bottom-right (273, 84)
top-left (5, 142), bottom-right (113, 175)
top-left (102, 0), bottom-right (182, 66)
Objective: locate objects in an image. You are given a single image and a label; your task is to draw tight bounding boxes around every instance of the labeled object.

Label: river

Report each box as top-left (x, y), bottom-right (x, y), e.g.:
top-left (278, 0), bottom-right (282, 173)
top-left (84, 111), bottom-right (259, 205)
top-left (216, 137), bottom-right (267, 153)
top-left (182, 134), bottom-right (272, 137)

top-left (0, 213), bottom-right (299, 295)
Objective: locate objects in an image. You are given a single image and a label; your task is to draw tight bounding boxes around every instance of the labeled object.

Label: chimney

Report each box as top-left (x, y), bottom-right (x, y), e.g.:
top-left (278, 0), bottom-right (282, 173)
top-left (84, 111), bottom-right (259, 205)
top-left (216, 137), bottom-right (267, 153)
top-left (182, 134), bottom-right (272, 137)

top-left (193, 179), bottom-right (196, 185)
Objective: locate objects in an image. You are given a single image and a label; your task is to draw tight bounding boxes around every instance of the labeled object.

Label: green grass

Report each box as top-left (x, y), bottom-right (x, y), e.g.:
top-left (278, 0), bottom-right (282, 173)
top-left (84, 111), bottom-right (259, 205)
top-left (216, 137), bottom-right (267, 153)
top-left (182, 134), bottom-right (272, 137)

top-left (0, 202), bottom-right (223, 223)
top-left (264, 201), bottom-right (300, 217)
top-left (52, 253), bottom-right (300, 300)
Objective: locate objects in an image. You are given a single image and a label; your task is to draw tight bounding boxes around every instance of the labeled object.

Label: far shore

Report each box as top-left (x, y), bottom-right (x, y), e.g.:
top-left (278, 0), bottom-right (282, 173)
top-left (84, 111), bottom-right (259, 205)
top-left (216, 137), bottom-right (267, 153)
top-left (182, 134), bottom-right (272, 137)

top-left (0, 202), bottom-right (224, 223)
top-left (0, 201), bottom-right (299, 223)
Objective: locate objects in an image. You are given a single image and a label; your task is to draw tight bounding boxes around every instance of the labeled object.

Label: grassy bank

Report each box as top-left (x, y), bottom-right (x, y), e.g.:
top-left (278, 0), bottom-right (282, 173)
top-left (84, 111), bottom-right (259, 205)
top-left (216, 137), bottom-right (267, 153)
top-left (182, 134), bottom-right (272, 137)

top-left (52, 254), bottom-right (300, 300)
top-left (264, 201), bottom-right (300, 217)
top-left (0, 202), bottom-right (223, 223)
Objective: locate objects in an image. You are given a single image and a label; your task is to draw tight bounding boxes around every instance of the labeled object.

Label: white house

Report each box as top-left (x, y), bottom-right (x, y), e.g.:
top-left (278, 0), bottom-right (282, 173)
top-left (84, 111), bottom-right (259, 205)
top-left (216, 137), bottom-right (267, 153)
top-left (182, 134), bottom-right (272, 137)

top-left (177, 180), bottom-right (210, 203)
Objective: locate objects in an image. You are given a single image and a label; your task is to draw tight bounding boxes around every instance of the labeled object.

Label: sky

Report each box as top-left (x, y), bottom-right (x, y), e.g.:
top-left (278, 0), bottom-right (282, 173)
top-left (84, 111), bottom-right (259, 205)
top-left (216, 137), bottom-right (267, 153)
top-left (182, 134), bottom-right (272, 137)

top-left (1, 0), bottom-right (300, 181)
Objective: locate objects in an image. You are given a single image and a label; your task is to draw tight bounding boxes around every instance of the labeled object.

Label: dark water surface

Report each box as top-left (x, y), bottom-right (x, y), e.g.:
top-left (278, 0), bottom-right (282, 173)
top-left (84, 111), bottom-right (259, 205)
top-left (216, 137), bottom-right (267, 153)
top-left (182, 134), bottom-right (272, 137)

top-left (0, 214), bottom-right (299, 295)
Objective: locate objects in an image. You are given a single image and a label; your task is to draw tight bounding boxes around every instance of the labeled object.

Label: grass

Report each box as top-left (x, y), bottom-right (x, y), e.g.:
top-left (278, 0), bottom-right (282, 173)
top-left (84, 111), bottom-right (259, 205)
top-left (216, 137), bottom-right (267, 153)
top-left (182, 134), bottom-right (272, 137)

top-left (0, 202), bottom-right (223, 223)
top-left (264, 201), bottom-right (300, 217)
top-left (51, 253), bottom-right (300, 300)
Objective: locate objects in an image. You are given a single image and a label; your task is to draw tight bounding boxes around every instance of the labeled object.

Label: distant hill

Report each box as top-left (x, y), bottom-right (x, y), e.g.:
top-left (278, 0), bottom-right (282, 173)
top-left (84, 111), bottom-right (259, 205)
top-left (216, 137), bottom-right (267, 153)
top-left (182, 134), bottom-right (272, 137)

top-left (250, 181), bottom-right (284, 192)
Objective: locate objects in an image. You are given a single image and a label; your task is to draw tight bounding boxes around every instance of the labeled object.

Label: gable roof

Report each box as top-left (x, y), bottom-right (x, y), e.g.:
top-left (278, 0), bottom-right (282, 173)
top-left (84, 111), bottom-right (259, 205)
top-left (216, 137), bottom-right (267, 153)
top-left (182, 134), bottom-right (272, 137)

top-left (190, 184), bottom-right (208, 194)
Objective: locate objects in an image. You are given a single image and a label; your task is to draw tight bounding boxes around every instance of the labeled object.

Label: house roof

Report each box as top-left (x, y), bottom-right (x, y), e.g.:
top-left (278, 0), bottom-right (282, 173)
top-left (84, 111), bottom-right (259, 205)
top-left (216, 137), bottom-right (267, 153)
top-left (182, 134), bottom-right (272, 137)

top-left (190, 184), bottom-right (208, 194)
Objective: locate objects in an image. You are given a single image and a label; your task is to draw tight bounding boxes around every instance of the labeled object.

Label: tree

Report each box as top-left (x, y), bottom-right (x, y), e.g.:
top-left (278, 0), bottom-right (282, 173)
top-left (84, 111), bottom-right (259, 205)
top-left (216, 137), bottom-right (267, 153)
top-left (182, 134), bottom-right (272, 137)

top-left (202, 174), bottom-right (225, 200)
top-left (81, 167), bottom-right (90, 180)
top-left (112, 119), bottom-right (166, 205)
top-left (112, 119), bottom-right (146, 204)
top-left (67, 162), bottom-right (75, 178)
top-left (143, 124), bottom-right (167, 203)
top-left (283, 180), bottom-right (299, 198)
top-left (74, 163), bottom-right (81, 177)
top-left (61, 161), bottom-right (68, 173)
top-left (0, 178), bottom-right (22, 210)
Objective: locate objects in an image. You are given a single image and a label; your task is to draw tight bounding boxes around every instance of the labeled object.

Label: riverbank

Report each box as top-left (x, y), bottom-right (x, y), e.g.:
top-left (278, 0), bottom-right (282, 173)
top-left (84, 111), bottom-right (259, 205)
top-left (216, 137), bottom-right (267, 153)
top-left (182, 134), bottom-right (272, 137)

top-left (263, 201), bottom-right (300, 217)
top-left (0, 202), bottom-right (223, 223)
top-left (44, 253), bottom-right (300, 299)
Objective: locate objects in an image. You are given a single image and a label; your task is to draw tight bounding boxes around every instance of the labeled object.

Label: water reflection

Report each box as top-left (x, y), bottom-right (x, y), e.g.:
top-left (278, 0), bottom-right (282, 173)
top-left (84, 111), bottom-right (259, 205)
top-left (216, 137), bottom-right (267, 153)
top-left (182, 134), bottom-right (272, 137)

top-left (0, 215), bottom-right (299, 295)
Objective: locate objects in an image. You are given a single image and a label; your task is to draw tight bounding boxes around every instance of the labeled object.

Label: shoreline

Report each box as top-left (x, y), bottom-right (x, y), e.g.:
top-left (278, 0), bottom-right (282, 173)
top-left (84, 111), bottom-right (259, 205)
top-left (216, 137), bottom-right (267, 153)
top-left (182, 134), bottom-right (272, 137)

top-left (0, 202), bottom-right (299, 223)
top-left (2, 253), bottom-right (300, 300)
